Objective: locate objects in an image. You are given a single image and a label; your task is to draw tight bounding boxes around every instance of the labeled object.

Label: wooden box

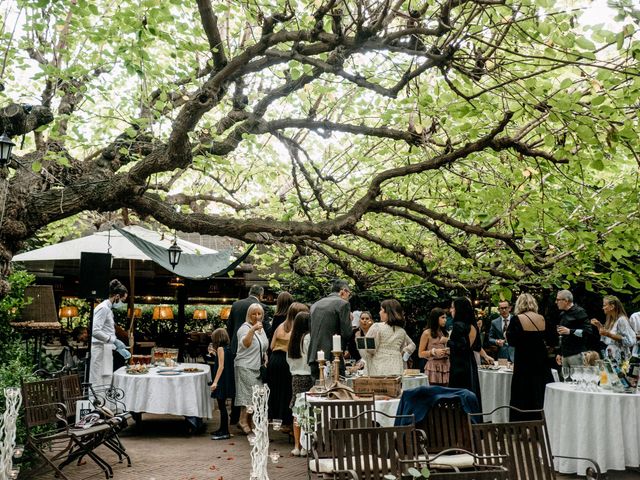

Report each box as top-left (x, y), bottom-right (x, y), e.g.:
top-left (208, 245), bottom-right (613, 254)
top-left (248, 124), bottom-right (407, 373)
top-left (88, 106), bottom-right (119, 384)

top-left (352, 376), bottom-right (402, 398)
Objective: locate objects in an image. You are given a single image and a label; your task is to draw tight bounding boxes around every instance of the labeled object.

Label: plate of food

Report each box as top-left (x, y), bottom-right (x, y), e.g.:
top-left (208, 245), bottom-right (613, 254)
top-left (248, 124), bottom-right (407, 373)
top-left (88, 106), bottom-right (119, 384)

top-left (182, 367), bottom-right (203, 373)
top-left (157, 370), bottom-right (182, 376)
top-left (126, 365), bottom-right (149, 375)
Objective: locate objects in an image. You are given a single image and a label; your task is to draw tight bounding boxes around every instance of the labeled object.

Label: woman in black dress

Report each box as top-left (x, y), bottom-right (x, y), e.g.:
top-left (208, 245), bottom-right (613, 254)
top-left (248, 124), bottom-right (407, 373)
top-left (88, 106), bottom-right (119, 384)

top-left (506, 293), bottom-right (554, 421)
top-left (447, 297), bottom-right (482, 409)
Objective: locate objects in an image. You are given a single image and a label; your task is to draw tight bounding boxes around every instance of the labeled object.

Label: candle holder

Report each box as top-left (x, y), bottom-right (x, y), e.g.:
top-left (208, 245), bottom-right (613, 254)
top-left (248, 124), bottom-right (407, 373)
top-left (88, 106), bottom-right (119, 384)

top-left (332, 350), bottom-right (342, 384)
top-left (318, 358), bottom-right (327, 388)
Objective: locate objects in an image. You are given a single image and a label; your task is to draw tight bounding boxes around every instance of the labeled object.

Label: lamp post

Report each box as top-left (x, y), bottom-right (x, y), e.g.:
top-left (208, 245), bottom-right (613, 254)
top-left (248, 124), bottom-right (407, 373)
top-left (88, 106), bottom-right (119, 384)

top-left (0, 132), bottom-right (15, 167)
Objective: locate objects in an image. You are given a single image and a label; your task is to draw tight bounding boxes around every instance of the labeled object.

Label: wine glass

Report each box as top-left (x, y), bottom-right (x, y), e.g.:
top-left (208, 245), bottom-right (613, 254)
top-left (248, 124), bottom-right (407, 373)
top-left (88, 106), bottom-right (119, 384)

top-left (571, 367), bottom-right (582, 390)
top-left (562, 366), bottom-right (571, 383)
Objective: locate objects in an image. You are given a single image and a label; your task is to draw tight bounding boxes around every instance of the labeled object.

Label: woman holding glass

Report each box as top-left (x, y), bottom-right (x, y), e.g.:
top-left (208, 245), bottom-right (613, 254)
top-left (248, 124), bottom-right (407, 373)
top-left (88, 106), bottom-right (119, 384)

top-left (418, 307), bottom-right (450, 386)
top-left (234, 303), bottom-right (268, 435)
top-left (506, 293), bottom-right (554, 421)
top-left (590, 295), bottom-right (635, 362)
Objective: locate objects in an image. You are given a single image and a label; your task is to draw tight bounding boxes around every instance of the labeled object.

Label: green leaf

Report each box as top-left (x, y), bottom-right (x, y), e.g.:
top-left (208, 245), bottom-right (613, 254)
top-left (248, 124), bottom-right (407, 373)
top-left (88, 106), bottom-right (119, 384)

top-left (575, 36), bottom-right (596, 51)
top-left (611, 272), bottom-right (624, 290)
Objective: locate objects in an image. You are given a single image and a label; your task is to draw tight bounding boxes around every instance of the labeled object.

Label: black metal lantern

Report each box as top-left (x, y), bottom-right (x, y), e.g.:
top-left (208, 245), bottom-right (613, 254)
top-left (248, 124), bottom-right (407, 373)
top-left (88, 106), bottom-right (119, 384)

top-left (168, 238), bottom-right (182, 269)
top-left (0, 132), bottom-right (15, 166)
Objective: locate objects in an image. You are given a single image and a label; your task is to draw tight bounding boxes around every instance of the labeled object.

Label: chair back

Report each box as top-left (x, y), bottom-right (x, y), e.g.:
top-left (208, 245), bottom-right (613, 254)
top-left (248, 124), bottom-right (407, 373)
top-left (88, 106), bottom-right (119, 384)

top-left (60, 373), bottom-right (83, 418)
top-left (331, 422), bottom-right (419, 480)
top-left (310, 397), bottom-right (375, 458)
top-left (21, 378), bottom-right (64, 429)
top-left (469, 406), bottom-right (555, 480)
top-left (417, 396), bottom-right (472, 453)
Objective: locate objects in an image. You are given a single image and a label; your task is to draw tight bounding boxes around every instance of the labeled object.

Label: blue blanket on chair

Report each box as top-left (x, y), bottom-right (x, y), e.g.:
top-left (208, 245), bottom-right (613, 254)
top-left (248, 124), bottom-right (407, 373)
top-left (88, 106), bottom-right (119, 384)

top-left (394, 385), bottom-right (481, 426)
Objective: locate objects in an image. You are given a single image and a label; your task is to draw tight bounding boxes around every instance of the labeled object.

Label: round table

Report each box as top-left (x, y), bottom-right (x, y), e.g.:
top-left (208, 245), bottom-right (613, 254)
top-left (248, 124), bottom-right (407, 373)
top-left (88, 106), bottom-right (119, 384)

top-left (112, 363), bottom-right (213, 418)
top-left (544, 383), bottom-right (640, 474)
top-left (478, 367), bottom-right (513, 423)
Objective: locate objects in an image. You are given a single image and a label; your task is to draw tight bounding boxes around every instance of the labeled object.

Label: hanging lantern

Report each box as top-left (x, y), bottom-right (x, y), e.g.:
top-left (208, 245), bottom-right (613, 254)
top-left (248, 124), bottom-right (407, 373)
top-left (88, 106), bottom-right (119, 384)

top-left (168, 239), bottom-right (182, 269)
top-left (0, 132), bottom-right (15, 167)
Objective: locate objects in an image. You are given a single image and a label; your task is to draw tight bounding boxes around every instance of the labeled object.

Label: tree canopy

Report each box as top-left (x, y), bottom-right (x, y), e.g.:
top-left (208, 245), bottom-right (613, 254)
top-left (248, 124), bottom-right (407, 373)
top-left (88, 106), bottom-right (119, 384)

top-left (0, 0), bottom-right (639, 298)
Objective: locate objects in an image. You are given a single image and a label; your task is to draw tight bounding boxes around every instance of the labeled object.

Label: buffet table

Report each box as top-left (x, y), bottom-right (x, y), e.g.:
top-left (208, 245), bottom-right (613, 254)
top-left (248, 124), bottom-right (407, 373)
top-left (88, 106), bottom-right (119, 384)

top-left (112, 363), bottom-right (213, 419)
top-left (544, 383), bottom-right (640, 474)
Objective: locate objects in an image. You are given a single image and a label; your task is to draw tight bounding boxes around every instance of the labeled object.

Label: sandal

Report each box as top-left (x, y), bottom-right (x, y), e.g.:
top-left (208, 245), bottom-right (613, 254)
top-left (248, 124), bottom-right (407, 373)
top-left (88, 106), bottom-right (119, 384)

top-left (238, 423), bottom-right (252, 435)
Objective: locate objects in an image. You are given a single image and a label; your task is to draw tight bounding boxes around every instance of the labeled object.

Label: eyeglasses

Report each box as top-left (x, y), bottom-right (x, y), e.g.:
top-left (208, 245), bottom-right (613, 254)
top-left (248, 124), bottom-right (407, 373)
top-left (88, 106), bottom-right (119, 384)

top-left (498, 306), bottom-right (509, 310)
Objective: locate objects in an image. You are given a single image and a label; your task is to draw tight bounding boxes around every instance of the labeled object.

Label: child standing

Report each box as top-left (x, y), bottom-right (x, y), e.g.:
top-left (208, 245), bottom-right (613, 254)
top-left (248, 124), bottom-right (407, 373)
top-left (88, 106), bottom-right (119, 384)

top-left (210, 328), bottom-right (234, 440)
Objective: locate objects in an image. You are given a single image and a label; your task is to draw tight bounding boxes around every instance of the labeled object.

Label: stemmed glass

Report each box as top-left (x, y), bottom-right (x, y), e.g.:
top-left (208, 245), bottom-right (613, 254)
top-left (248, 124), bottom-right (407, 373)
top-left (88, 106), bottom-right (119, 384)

top-left (561, 366), bottom-right (571, 383)
top-left (571, 367), bottom-right (583, 390)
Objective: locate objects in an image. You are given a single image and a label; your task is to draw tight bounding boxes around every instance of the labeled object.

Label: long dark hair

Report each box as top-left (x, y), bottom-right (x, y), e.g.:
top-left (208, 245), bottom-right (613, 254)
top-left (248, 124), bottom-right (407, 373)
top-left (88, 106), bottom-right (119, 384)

top-left (284, 302), bottom-right (309, 333)
top-left (381, 299), bottom-right (404, 328)
top-left (274, 291), bottom-right (294, 316)
top-left (427, 307), bottom-right (446, 338)
top-left (453, 297), bottom-right (475, 326)
top-left (288, 312), bottom-right (310, 359)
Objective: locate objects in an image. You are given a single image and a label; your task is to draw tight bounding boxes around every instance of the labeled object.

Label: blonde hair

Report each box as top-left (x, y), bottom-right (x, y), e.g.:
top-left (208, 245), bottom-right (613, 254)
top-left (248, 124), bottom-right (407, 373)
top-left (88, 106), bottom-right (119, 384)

top-left (514, 293), bottom-right (538, 315)
top-left (603, 295), bottom-right (627, 329)
top-left (245, 303), bottom-right (264, 323)
top-left (583, 351), bottom-right (600, 366)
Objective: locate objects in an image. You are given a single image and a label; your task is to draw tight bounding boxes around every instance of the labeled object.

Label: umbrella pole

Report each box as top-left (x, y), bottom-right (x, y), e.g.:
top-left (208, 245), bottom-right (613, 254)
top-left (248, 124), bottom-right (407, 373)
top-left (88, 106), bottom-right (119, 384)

top-left (128, 260), bottom-right (136, 355)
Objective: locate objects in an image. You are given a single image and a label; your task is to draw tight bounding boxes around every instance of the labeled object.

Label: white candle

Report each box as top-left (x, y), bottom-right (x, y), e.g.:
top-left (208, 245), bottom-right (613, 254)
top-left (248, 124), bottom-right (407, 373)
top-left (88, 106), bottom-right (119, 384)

top-left (317, 350), bottom-right (325, 361)
top-left (332, 334), bottom-right (342, 352)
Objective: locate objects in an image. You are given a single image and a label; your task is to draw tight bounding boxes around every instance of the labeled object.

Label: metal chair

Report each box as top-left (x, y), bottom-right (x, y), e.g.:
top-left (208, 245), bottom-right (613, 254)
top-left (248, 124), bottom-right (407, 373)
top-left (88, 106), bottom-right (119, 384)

top-left (469, 406), bottom-right (600, 480)
top-left (21, 378), bottom-right (114, 479)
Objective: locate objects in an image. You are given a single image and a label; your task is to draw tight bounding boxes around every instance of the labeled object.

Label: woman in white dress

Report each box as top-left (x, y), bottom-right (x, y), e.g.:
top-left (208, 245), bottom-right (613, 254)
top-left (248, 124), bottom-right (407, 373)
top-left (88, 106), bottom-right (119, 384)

top-left (364, 299), bottom-right (415, 376)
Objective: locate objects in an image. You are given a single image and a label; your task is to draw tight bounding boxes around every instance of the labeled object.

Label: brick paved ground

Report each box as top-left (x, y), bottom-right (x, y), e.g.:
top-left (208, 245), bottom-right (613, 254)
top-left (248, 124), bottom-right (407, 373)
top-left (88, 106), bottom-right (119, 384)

top-left (28, 413), bottom-right (638, 480)
top-left (30, 413), bottom-right (308, 480)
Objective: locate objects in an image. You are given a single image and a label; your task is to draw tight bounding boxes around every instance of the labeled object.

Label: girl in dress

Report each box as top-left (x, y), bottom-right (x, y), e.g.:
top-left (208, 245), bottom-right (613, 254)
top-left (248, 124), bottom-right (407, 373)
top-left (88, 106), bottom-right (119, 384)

top-left (210, 328), bottom-right (234, 440)
top-left (418, 307), bottom-right (450, 386)
top-left (287, 311), bottom-right (313, 456)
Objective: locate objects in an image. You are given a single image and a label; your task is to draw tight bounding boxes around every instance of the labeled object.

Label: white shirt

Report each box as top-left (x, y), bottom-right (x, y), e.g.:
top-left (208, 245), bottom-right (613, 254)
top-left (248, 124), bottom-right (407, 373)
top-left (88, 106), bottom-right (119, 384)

top-left (287, 334), bottom-right (311, 375)
top-left (627, 312), bottom-right (640, 356)
top-left (92, 299), bottom-right (116, 345)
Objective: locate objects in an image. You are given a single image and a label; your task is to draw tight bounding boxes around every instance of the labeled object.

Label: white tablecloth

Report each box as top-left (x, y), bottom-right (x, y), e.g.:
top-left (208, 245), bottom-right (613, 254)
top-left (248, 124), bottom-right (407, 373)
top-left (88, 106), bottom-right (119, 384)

top-left (544, 383), bottom-right (640, 474)
top-left (479, 367), bottom-right (560, 423)
top-left (478, 368), bottom-right (513, 423)
top-left (113, 364), bottom-right (213, 418)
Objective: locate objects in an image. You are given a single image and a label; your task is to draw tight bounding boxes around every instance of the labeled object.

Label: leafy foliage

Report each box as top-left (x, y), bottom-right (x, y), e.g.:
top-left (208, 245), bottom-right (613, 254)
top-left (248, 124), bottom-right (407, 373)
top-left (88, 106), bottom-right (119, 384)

top-left (0, 0), bottom-right (638, 298)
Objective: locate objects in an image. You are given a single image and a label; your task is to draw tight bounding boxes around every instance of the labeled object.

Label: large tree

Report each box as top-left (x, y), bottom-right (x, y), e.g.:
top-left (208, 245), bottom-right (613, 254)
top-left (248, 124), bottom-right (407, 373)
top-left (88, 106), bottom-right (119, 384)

top-left (0, 0), bottom-right (638, 297)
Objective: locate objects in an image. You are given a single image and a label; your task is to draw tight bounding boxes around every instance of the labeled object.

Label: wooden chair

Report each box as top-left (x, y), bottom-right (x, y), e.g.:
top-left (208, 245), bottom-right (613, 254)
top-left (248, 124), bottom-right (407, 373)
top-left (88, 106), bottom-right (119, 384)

top-left (21, 378), bottom-right (114, 479)
top-left (306, 396), bottom-right (375, 476)
top-left (469, 406), bottom-right (600, 480)
top-left (329, 416), bottom-right (423, 480)
top-left (402, 448), bottom-right (510, 479)
top-left (414, 396), bottom-right (476, 471)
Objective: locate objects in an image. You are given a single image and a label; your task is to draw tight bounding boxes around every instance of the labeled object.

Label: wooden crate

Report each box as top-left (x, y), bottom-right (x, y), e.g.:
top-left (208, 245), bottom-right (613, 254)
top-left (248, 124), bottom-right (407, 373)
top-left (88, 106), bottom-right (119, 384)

top-left (352, 376), bottom-right (402, 397)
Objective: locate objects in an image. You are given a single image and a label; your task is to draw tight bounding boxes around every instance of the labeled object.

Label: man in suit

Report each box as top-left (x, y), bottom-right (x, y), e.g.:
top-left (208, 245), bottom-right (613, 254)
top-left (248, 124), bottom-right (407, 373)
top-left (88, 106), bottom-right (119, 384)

top-left (227, 285), bottom-right (271, 425)
top-left (307, 279), bottom-right (352, 381)
top-left (488, 300), bottom-right (515, 361)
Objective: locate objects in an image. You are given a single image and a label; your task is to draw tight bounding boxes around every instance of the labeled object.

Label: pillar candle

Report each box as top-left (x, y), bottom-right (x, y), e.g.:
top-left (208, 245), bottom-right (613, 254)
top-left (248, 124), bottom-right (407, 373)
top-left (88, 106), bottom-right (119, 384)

top-left (317, 350), bottom-right (325, 361)
top-left (332, 334), bottom-right (342, 352)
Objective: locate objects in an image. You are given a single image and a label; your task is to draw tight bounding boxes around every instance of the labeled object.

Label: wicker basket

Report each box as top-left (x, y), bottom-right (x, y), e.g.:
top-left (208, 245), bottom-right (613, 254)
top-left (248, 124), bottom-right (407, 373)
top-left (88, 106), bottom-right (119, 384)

top-left (351, 375), bottom-right (402, 398)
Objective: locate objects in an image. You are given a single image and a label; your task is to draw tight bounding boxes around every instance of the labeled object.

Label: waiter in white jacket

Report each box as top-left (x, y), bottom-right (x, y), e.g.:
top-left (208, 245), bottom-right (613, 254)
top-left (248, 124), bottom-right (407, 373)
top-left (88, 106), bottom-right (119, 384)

top-left (89, 279), bottom-right (131, 386)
